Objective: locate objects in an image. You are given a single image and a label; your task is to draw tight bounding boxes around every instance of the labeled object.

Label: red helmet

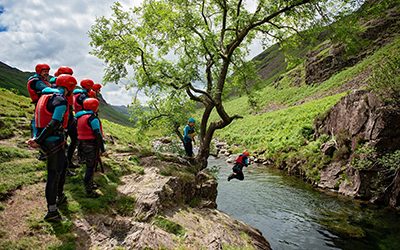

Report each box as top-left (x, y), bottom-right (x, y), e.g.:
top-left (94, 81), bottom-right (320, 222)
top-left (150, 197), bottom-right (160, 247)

top-left (88, 90), bottom-right (97, 98)
top-left (92, 83), bottom-right (102, 92)
top-left (56, 74), bottom-right (77, 92)
top-left (80, 79), bottom-right (95, 90)
top-left (56, 66), bottom-right (73, 76)
top-left (35, 63), bottom-right (50, 74)
top-left (83, 98), bottom-right (99, 112)
top-left (243, 151), bottom-right (250, 157)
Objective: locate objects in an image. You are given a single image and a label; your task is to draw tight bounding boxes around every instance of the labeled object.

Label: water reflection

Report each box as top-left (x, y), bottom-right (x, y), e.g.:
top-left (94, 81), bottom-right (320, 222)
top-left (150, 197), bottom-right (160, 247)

top-left (210, 157), bottom-right (400, 250)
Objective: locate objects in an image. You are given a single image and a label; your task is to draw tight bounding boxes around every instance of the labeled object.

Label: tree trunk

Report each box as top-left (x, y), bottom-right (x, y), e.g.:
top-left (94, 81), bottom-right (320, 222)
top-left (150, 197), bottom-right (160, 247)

top-left (195, 127), bottom-right (215, 171)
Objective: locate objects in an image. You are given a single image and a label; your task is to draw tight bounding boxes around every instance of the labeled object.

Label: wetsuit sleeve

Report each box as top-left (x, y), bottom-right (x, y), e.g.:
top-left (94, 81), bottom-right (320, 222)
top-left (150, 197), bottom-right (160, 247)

top-left (35, 80), bottom-right (48, 92)
top-left (90, 118), bottom-right (105, 153)
top-left (52, 105), bottom-right (67, 121)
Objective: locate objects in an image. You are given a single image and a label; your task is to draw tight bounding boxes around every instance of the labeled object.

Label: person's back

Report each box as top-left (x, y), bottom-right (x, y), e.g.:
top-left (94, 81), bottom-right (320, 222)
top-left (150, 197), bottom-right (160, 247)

top-left (27, 74), bottom-right (77, 222)
top-left (73, 79), bottom-right (94, 112)
top-left (76, 98), bottom-right (105, 197)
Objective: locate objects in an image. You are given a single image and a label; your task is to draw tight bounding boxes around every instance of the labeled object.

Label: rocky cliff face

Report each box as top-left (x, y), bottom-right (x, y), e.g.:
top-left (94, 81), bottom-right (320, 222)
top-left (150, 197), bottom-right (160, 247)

top-left (305, 4), bottom-right (400, 85)
top-left (74, 154), bottom-right (271, 249)
top-left (315, 90), bottom-right (400, 208)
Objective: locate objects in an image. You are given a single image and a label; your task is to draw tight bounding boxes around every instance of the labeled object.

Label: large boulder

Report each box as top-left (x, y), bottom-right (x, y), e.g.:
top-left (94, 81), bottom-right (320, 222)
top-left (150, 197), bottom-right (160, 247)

top-left (315, 90), bottom-right (400, 152)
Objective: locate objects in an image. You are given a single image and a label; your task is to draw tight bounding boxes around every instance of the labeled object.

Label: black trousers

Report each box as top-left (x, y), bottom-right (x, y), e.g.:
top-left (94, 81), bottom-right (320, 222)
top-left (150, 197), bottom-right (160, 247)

top-left (43, 139), bottom-right (67, 208)
top-left (184, 141), bottom-right (193, 157)
top-left (66, 118), bottom-right (78, 165)
top-left (231, 164), bottom-right (244, 180)
top-left (79, 140), bottom-right (98, 187)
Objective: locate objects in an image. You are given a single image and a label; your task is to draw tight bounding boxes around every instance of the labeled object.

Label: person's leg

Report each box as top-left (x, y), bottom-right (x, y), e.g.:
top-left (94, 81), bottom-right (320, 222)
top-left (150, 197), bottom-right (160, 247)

top-left (81, 141), bottom-right (98, 197)
top-left (67, 121), bottom-right (78, 167)
top-left (44, 143), bottom-right (64, 221)
top-left (184, 141), bottom-right (193, 157)
top-left (56, 145), bottom-right (67, 201)
top-left (237, 171), bottom-right (244, 181)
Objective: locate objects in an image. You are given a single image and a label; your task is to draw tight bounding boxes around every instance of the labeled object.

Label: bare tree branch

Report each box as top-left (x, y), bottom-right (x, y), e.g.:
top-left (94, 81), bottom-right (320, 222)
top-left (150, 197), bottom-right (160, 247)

top-left (267, 21), bottom-right (303, 38)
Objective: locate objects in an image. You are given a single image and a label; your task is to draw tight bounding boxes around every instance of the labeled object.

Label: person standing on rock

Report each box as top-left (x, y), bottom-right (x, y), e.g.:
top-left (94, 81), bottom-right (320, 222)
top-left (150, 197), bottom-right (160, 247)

top-left (27, 74), bottom-right (77, 222)
top-left (183, 118), bottom-right (196, 157)
top-left (76, 98), bottom-right (105, 198)
top-left (228, 151), bottom-right (250, 181)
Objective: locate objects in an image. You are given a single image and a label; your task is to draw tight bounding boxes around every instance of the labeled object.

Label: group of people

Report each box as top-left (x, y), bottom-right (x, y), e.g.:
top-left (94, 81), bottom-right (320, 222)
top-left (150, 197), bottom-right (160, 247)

top-left (26, 64), bottom-right (105, 222)
top-left (181, 118), bottom-right (250, 182)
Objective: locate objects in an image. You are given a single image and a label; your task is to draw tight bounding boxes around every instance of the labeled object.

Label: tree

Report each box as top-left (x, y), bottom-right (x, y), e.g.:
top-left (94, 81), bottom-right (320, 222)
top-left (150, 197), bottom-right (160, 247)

top-left (89, 0), bottom-right (357, 171)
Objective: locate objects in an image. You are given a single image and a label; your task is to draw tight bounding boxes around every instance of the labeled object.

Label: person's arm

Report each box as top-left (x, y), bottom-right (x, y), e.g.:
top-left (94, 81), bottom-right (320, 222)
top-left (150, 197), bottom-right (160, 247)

top-left (35, 80), bottom-right (49, 92)
top-left (90, 117), bottom-right (105, 153)
top-left (35, 104), bottom-right (67, 144)
top-left (244, 157), bottom-right (249, 167)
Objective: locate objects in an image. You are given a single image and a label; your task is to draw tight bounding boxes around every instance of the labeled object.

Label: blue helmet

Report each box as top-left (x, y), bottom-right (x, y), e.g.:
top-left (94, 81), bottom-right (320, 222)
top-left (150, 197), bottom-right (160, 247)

top-left (188, 117), bottom-right (195, 123)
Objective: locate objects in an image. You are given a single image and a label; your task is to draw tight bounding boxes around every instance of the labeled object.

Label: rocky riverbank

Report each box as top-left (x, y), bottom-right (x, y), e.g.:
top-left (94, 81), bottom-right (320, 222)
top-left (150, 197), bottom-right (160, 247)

top-left (84, 154), bottom-right (271, 249)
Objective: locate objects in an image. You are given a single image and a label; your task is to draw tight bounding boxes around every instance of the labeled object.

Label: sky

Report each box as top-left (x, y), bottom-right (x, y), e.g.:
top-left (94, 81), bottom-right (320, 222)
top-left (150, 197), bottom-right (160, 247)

top-left (0, 0), bottom-right (263, 106)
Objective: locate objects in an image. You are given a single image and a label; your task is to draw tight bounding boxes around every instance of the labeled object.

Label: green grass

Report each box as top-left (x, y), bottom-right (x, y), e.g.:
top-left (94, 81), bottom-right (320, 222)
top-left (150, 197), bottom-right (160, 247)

top-left (0, 158), bottom-right (46, 199)
top-left (217, 93), bottom-right (345, 157)
top-left (152, 215), bottom-right (186, 236)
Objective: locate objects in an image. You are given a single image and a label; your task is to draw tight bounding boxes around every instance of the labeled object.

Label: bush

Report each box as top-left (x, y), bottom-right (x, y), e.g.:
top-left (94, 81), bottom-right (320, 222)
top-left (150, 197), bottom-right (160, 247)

top-left (369, 42), bottom-right (400, 104)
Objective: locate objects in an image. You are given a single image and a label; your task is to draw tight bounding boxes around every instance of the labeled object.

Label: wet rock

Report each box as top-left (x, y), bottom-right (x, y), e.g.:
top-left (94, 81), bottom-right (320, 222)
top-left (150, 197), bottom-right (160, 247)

top-left (320, 141), bottom-right (337, 157)
top-left (318, 163), bottom-right (343, 190)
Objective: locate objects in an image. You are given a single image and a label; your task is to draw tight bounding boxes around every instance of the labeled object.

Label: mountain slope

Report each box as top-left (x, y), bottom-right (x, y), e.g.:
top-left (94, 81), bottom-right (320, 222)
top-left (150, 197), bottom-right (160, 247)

top-left (0, 61), bottom-right (133, 127)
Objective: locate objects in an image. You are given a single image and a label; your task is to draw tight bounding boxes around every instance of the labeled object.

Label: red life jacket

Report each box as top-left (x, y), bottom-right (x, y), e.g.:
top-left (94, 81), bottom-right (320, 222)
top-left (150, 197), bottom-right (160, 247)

top-left (73, 93), bottom-right (83, 112)
top-left (27, 77), bottom-right (51, 103)
top-left (35, 94), bottom-right (69, 129)
top-left (235, 154), bottom-right (247, 166)
top-left (77, 113), bottom-right (103, 140)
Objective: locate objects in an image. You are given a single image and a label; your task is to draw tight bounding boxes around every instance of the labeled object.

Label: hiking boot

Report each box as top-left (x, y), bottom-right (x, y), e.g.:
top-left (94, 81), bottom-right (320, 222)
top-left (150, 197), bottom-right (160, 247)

top-left (56, 193), bottom-right (68, 206)
top-left (44, 210), bottom-right (62, 222)
top-left (86, 189), bottom-right (101, 198)
top-left (66, 169), bottom-right (76, 176)
top-left (85, 182), bottom-right (101, 198)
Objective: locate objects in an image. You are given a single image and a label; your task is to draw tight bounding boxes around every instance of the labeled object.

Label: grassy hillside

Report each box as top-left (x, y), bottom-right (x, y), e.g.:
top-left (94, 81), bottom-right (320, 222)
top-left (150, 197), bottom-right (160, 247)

top-left (0, 88), bottom-right (150, 248)
top-left (0, 61), bottom-right (133, 127)
top-left (0, 62), bottom-right (31, 96)
top-left (194, 1), bottom-right (400, 180)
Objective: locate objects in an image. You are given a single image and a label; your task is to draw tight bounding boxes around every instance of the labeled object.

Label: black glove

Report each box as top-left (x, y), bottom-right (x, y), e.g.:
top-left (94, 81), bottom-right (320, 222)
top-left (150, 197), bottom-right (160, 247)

top-left (94, 129), bottom-right (105, 153)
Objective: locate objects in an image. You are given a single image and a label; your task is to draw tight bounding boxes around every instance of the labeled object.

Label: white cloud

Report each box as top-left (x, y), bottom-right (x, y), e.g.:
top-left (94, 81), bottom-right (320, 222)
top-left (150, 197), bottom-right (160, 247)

top-left (0, 0), bottom-right (264, 105)
top-left (0, 0), bottom-right (141, 106)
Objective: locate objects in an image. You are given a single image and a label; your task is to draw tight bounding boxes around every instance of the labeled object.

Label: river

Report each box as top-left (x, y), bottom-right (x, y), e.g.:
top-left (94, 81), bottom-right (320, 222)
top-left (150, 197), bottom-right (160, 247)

top-left (209, 157), bottom-right (400, 250)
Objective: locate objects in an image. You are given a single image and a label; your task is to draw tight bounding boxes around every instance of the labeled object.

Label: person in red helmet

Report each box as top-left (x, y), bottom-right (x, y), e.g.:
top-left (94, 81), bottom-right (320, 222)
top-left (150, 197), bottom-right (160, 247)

top-left (48, 66), bottom-right (79, 173)
top-left (27, 74), bottom-right (77, 222)
top-left (27, 64), bottom-right (52, 161)
top-left (27, 64), bottom-right (51, 104)
top-left (228, 151), bottom-right (250, 181)
top-left (73, 79), bottom-right (94, 112)
top-left (76, 98), bottom-right (105, 197)
top-left (91, 83), bottom-right (102, 97)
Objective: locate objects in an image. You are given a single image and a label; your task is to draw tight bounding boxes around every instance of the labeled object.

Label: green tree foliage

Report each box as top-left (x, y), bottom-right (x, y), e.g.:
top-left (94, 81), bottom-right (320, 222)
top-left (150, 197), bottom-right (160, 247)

top-left (89, 0), bottom-right (360, 170)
